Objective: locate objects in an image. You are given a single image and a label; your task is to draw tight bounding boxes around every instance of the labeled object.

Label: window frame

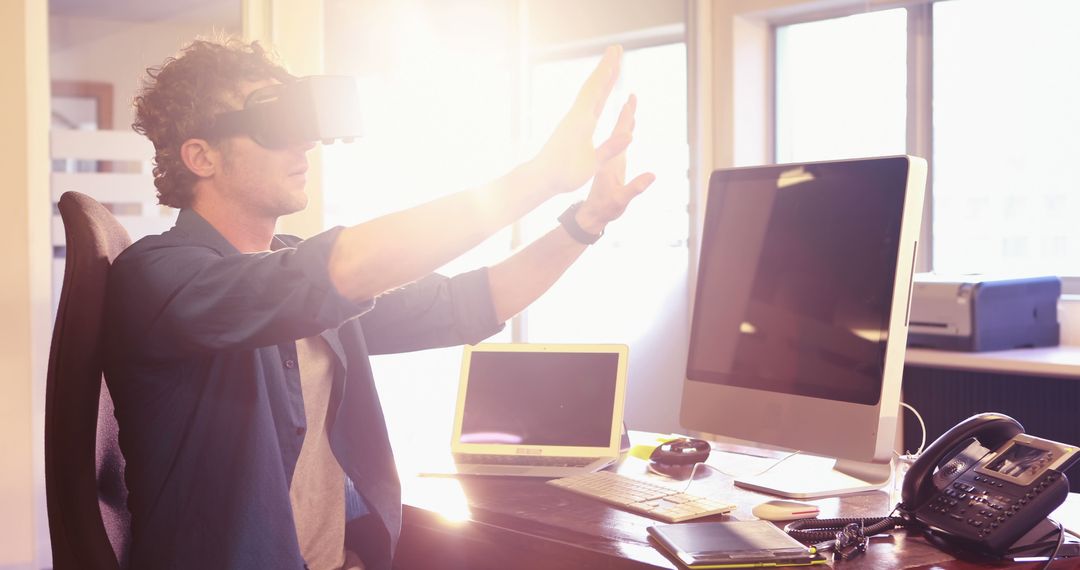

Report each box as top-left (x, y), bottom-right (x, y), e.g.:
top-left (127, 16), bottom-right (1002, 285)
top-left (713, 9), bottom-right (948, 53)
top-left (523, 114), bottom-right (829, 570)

top-left (768, 0), bottom-right (1080, 293)
top-left (770, 2), bottom-right (934, 273)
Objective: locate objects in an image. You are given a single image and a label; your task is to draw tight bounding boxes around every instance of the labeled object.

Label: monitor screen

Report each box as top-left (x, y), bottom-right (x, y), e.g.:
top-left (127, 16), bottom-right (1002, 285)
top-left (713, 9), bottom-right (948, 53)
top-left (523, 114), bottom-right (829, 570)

top-left (458, 351), bottom-right (620, 447)
top-left (687, 159), bottom-right (908, 406)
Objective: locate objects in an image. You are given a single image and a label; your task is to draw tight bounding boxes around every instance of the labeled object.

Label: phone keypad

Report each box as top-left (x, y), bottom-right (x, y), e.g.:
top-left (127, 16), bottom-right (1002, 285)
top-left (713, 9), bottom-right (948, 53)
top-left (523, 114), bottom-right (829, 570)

top-left (921, 471), bottom-right (1063, 549)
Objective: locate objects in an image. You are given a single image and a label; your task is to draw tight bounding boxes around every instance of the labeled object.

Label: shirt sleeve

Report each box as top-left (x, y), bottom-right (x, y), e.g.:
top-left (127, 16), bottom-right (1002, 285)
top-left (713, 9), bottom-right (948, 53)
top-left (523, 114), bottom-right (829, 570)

top-left (358, 267), bottom-right (505, 355)
top-left (109, 226), bottom-right (372, 361)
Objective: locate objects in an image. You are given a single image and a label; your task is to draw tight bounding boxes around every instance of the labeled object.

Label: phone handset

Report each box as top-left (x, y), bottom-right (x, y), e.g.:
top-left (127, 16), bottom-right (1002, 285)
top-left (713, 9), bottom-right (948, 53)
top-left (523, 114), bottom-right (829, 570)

top-left (898, 412), bottom-right (1023, 513)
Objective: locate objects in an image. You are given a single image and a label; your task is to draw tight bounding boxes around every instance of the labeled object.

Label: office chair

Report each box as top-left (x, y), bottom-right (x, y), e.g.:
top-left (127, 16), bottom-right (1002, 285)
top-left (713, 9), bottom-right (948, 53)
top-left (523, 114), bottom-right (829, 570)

top-left (45, 191), bottom-right (132, 570)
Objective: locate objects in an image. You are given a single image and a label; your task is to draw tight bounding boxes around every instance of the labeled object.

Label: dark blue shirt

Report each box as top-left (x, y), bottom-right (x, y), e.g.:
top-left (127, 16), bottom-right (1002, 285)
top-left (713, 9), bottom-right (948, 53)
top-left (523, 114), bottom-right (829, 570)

top-left (104, 209), bottom-right (503, 570)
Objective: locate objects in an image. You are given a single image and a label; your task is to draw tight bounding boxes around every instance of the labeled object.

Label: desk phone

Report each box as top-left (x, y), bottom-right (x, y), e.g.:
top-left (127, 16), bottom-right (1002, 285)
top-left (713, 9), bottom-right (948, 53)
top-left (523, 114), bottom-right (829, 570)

top-left (899, 413), bottom-right (1079, 554)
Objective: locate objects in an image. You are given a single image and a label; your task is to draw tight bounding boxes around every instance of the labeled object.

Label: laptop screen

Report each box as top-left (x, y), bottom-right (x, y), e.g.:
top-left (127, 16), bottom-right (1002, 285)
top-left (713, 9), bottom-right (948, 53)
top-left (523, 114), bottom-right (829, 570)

top-left (458, 350), bottom-right (621, 448)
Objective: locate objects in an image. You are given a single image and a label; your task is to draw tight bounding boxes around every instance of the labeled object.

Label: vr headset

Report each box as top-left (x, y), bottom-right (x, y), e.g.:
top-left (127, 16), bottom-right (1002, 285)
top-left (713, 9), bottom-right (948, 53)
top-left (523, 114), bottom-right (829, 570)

top-left (205, 75), bottom-right (363, 149)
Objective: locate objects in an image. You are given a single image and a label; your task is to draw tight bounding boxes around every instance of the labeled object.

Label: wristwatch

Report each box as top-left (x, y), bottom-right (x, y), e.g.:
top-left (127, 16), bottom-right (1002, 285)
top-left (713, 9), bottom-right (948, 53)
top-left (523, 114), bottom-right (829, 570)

top-left (558, 201), bottom-right (604, 245)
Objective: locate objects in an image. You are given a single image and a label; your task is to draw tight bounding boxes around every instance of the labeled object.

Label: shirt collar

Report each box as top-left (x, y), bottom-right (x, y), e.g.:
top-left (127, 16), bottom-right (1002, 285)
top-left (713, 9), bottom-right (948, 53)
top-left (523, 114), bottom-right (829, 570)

top-left (175, 208), bottom-right (290, 254)
top-left (175, 208), bottom-right (242, 256)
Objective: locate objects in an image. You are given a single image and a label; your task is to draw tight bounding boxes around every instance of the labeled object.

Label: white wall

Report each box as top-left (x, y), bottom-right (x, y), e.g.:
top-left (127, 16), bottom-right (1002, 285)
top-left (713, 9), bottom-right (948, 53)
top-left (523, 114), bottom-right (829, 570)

top-left (0, 2), bottom-right (51, 568)
top-left (50, 3), bottom-right (240, 132)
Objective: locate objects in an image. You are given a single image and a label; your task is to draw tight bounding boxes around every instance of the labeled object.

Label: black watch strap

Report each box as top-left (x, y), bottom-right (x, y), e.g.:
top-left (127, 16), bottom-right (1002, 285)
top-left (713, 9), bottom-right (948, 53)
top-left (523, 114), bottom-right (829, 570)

top-left (558, 201), bottom-right (603, 245)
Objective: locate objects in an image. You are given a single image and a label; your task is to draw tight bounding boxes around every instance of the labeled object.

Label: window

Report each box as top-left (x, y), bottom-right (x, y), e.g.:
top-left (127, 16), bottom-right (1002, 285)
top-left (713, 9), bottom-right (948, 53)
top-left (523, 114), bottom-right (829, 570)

top-left (775, 9), bottom-right (907, 163)
top-left (774, 0), bottom-right (1080, 288)
top-left (932, 0), bottom-right (1080, 277)
top-left (521, 42), bottom-right (690, 344)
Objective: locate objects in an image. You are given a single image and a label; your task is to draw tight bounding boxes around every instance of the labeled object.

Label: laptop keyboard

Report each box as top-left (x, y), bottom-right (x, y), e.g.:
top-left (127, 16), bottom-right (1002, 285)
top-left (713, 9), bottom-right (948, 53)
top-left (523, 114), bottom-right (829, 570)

top-left (547, 470), bottom-right (736, 523)
top-left (455, 454), bottom-right (597, 467)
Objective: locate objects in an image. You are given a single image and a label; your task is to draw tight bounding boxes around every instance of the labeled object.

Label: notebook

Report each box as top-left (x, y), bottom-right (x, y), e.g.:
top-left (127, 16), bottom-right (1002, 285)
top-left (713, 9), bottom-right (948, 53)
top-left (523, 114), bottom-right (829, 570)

top-left (647, 520), bottom-right (827, 569)
top-left (449, 343), bottom-right (630, 477)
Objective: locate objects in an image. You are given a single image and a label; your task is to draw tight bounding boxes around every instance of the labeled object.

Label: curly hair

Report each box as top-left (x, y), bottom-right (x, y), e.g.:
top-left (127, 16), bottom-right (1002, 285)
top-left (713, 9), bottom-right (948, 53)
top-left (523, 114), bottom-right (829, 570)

top-left (132, 37), bottom-right (293, 208)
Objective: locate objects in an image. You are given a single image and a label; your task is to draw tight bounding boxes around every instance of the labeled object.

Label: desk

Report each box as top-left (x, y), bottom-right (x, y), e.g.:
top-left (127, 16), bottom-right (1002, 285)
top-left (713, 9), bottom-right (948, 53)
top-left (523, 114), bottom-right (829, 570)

top-left (394, 437), bottom-right (1080, 569)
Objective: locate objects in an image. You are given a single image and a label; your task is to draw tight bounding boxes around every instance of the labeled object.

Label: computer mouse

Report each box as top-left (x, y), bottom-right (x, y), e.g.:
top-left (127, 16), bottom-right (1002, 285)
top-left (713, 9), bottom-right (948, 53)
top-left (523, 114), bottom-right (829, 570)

top-left (751, 499), bottom-right (820, 522)
top-left (649, 437), bottom-right (711, 466)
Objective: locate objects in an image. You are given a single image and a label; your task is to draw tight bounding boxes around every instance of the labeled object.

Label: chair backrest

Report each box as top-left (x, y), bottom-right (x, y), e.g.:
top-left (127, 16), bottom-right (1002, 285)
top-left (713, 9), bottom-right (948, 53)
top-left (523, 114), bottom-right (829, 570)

top-left (46, 191), bottom-right (133, 570)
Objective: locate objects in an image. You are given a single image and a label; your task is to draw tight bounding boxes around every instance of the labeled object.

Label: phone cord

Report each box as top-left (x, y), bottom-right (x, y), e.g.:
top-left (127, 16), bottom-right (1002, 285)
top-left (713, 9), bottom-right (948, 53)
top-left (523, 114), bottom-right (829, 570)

top-left (784, 516), bottom-right (908, 543)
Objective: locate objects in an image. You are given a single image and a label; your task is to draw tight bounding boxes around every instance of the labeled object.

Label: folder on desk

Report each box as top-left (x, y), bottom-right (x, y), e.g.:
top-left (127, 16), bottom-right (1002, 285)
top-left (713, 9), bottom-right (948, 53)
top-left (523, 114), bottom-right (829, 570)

top-left (647, 520), bottom-right (826, 568)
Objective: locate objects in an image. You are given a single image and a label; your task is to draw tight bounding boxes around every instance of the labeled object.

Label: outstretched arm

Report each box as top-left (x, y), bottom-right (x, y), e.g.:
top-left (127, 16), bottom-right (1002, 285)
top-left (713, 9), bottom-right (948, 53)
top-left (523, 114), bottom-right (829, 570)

top-left (327, 46), bottom-right (630, 303)
top-left (487, 95), bottom-right (655, 322)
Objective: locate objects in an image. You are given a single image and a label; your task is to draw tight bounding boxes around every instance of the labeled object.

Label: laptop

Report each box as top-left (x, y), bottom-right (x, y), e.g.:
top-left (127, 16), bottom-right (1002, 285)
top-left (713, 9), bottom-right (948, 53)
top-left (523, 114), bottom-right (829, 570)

top-left (450, 343), bottom-right (630, 477)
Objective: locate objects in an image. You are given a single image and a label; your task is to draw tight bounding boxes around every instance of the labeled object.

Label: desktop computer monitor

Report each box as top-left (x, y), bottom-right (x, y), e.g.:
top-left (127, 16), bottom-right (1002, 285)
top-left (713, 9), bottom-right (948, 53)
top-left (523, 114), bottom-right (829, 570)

top-left (680, 156), bottom-right (926, 499)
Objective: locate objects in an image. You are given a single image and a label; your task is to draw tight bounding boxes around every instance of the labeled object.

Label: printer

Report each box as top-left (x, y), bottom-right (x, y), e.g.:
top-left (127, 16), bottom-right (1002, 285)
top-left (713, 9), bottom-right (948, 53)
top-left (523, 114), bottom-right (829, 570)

top-left (907, 274), bottom-right (1061, 351)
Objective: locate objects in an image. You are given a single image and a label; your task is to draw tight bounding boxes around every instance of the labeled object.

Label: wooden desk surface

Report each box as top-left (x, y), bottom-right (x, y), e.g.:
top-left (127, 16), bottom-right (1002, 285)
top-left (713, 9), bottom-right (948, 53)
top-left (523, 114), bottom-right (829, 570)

top-left (394, 437), bottom-right (1080, 569)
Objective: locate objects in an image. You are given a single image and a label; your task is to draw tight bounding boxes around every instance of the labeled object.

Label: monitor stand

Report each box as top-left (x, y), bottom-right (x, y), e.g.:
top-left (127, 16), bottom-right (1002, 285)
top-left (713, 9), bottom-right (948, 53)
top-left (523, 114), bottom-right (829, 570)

top-left (733, 453), bottom-right (892, 499)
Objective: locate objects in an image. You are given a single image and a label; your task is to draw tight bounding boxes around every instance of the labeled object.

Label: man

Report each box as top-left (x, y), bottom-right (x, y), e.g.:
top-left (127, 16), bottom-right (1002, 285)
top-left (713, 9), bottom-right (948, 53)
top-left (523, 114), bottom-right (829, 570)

top-left (105, 37), bottom-right (653, 570)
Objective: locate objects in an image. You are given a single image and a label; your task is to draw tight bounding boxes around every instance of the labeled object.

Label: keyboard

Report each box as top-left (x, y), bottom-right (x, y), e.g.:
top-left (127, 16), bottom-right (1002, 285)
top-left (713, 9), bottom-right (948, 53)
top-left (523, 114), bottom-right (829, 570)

top-left (547, 470), bottom-right (736, 523)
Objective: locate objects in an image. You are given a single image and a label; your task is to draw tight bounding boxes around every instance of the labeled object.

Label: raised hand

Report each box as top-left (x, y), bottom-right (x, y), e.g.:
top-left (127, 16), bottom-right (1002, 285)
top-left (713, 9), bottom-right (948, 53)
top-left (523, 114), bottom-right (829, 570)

top-left (575, 94), bottom-right (656, 234)
top-left (532, 45), bottom-right (633, 195)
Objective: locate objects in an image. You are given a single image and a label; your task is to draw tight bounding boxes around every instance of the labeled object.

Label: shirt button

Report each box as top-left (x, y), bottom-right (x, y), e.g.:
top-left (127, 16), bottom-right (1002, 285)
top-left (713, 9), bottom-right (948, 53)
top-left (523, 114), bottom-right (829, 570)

top-left (296, 427), bottom-right (306, 436)
top-left (284, 359), bottom-right (296, 369)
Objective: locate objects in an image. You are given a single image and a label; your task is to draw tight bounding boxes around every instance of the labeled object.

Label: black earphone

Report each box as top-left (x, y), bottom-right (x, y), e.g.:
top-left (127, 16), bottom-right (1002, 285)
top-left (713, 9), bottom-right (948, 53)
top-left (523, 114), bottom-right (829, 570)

top-left (649, 437), bottom-right (711, 466)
